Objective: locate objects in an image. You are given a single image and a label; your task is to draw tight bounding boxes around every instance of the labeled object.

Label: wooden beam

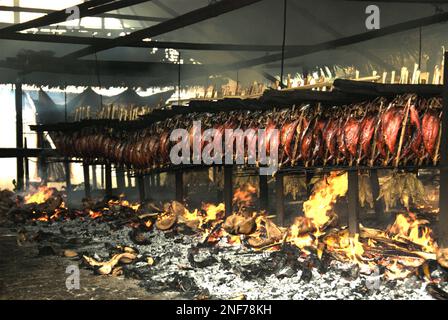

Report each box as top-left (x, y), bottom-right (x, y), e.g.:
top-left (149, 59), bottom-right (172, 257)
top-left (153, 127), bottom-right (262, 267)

top-left (137, 175), bottom-right (146, 202)
top-left (175, 171), bottom-right (184, 202)
top-left (15, 83), bottom-right (24, 191)
top-left (370, 170), bottom-right (384, 218)
top-left (65, 158), bottom-right (72, 192)
top-left (144, 175), bottom-right (151, 199)
top-left (275, 172), bottom-right (285, 226)
top-left (1, 56), bottom-right (211, 78)
top-left (35, 130), bottom-right (48, 186)
top-left (0, 5), bottom-right (167, 23)
top-left (36, 132), bottom-right (44, 182)
top-left (223, 166), bottom-right (233, 216)
top-left (24, 138), bottom-right (30, 191)
top-left (126, 170), bottom-right (132, 189)
top-left (226, 11), bottom-right (448, 70)
top-left (0, 32), bottom-right (305, 52)
top-left (101, 165), bottom-right (105, 189)
top-left (105, 164), bottom-right (113, 197)
top-left (116, 166), bottom-right (126, 193)
top-left (0, 22), bottom-right (134, 35)
top-left (81, 0), bottom-right (152, 19)
top-left (149, 174), bottom-right (155, 188)
top-left (91, 165), bottom-right (98, 189)
top-left (259, 174), bottom-right (269, 210)
top-left (347, 171), bottom-right (360, 235)
top-left (40, 153), bottom-right (48, 186)
top-left (305, 171), bottom-right (314, 197)
top-left (439, 51), bottom-right (448, 248)
top-left (63, 0), bottom-right (264, 59)
top-left (83, 162), bottom-right (91, 198)
top-left (0, 148), bottom-right (59, 158)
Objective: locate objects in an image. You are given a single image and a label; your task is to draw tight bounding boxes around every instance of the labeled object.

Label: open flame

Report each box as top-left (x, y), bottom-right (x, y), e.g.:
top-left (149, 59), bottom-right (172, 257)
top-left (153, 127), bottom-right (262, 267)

top-left (19, 171), bottom-right (441, 281)
top-left (24, 186), bottom-right (55, 204)
top-left (323, 230), bottom-right (365, 264)
top-left (109, 195), bottom-right (141, 211)
top-left (387, 213), bottom-right (436, 253)
top-left (201, 203), bottom-right (225, 224)
top-left (286, 172), bottom-right (348, 250)
top-left (303, 172), bottom-right (348, 227)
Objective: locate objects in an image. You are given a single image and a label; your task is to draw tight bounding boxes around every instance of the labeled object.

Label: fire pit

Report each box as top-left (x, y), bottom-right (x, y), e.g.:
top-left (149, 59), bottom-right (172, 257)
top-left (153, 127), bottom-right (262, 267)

top-left (1, 168), bottom-right (447, 300)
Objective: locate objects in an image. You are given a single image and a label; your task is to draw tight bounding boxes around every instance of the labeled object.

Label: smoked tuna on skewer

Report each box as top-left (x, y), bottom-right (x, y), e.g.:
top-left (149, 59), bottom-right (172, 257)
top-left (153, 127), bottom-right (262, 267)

top-left (51, 95), bottom-right (442, 170)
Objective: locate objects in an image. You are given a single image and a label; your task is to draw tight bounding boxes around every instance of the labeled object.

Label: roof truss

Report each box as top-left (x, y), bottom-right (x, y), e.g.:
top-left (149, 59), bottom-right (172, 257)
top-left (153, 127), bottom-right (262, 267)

top-left (62, 0), bottom-right (264, 59)
top-left (0, 5), bottom-right (167, 23)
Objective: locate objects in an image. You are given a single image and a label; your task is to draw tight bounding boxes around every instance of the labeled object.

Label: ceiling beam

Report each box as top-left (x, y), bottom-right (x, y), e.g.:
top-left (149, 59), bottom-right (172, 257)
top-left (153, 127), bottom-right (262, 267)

top-left (0, 5), bottom-right (167, 23)
top-left (0, 22), bottom-right (136, 35)
top-left (0, 32), bottom-right (307, 52)
top-left (0, 0), bottom-right (115, 34)
top-left (225, 11), bottom-right (448, 70)
top-left (62, 0), bottom-right (264, 59)
top-left (82, 0), bottom-right (152, 19)
top-left (0, 56), bottom-right (212, 78)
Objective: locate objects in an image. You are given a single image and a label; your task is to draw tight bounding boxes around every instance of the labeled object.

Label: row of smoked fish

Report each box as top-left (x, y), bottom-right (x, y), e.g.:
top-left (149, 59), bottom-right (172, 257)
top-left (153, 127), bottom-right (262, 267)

top-left (51, 94), bottom-right (442, 169)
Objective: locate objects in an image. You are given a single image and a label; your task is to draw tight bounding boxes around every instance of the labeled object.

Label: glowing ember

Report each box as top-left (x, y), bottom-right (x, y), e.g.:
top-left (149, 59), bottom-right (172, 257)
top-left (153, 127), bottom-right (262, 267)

top-left (144, 220), bottom-right (153, 228)
top-left (89, 210), bottom-right (103, 220)
top-left (108, 198), bottom-right (141, 211)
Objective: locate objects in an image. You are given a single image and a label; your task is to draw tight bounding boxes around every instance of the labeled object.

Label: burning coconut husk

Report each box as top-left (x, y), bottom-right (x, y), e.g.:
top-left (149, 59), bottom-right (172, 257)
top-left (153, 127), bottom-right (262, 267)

top-left (247, 216), bottom-right (286, 248)
top-left (156, 211), bottom-right (178, 231)
top-left (154, 200), bottom-right (226, 233)
top-left (5, 186), bottom-right (149, 226)
top-left (7, 186), bottom-right (68, 222)
top-left (83, 246), bottom-right (138, 276)
top-left (222, 214), bottom-right (256, 235)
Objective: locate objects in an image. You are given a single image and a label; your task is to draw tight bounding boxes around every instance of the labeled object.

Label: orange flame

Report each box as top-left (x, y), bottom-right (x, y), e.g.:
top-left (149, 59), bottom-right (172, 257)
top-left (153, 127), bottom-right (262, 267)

top-left (387, 213), bottom-right (436, 253)
top-left (89, 210), bottom-right (103, 220)
top-left (324, 230), bottom-right (365, 264)
top-left (303, 172), bottom-right (348, 227)
top-left (108, 197), bottom-right (141, 211)
top-left (287, 172), bottom-right (348, 250)
top-left (202, 203), bottom-right (225, 223)
top-left (24, 186), bottom-right (55, 204)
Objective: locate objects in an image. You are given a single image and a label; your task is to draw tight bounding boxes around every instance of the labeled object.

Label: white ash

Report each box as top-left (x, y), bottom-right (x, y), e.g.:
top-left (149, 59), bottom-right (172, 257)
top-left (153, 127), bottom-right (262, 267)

top-left (19, 218), bottom-right (445, 300)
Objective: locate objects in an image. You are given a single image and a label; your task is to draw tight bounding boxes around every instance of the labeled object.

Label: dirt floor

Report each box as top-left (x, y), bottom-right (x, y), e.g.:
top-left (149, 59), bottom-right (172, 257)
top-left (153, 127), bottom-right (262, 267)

top-left (0, 228), bottom-right (182, 300)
